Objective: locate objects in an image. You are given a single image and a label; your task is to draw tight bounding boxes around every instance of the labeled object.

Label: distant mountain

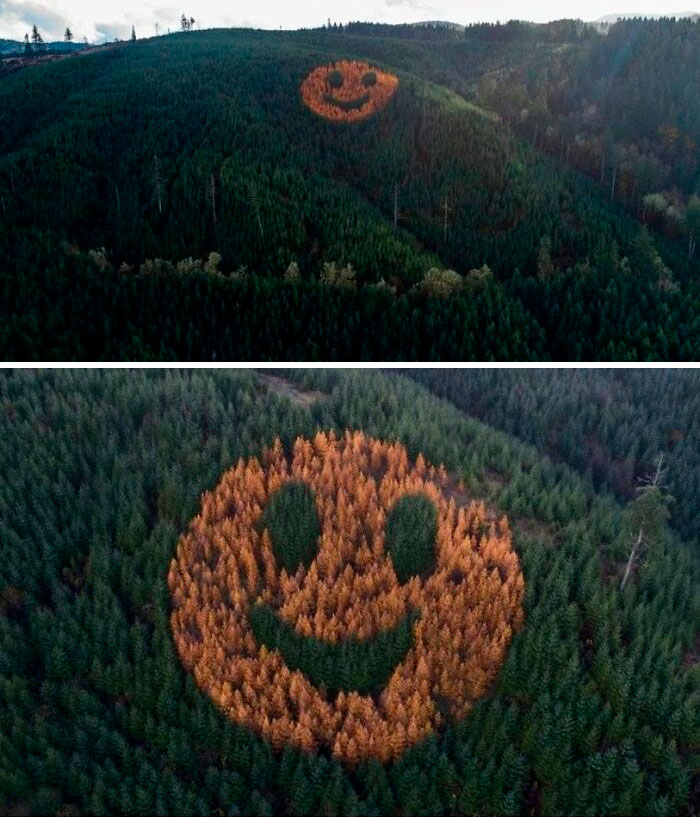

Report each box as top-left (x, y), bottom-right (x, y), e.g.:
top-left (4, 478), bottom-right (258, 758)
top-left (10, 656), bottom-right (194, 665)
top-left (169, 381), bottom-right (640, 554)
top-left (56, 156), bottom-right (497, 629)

top-left (594, 10), bottom-right (699, 22)
top-left (409, 20), bottom-right (466, 31)
top-left (0, 39), bottom-right (88, 56)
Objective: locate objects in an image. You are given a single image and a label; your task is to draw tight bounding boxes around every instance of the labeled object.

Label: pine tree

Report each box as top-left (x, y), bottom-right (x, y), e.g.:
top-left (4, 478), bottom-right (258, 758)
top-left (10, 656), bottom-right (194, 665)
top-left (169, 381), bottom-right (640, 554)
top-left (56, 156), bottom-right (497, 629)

top-left (31, 25), bottom-right (44, 52)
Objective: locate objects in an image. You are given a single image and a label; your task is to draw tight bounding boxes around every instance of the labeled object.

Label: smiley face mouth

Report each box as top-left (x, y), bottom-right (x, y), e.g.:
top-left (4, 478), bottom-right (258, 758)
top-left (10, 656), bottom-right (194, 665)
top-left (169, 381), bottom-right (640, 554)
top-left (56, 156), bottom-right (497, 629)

top-left (323, 92), bottom-right (371, 112)
top-left (250, 602), bottom-right (419, 697)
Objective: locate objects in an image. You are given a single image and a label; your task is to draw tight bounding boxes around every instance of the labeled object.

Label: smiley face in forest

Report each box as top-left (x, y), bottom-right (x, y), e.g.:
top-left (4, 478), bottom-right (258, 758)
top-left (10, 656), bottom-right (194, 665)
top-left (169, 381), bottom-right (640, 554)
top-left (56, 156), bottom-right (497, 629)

top-left (300, 60), bottom-right (399, 122)
top-left (169, 431), bottom-right (524, 764)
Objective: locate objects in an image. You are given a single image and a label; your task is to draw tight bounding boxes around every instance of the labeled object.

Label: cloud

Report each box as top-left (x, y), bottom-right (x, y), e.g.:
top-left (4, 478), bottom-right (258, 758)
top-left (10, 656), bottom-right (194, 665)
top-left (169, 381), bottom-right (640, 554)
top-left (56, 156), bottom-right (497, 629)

top-left (384, 0), bottom-right (438, 11)
top-left (0, 0), bottom-right (70, 40)
top-left (94, 21), bottom-right (132, 41)
top-left (2, 1), bottom-right (673, 45)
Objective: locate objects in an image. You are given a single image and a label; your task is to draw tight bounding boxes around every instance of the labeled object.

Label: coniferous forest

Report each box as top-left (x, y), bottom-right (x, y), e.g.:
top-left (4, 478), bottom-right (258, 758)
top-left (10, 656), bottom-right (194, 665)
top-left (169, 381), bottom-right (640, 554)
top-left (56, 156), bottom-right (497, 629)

top-left (1, 368), bottom-right (697, 815)
top-left (2, 21), bottom-right (700, 360)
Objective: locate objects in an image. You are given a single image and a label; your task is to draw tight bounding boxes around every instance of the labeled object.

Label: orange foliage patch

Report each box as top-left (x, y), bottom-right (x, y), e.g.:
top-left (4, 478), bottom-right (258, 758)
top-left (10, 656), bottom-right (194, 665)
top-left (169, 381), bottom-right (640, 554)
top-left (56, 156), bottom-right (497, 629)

top-left (168, 431), bottom-right (524, 763)
top-left (300, 60), bottom-right (399, 123)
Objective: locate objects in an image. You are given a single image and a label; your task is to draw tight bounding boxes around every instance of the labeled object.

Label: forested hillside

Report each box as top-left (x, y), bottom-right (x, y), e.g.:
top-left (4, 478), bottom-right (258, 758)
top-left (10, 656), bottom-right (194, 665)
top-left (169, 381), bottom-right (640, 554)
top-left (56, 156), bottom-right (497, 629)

top-left (407, 369), bottom-right (700, 544)
top-left (474, 19), bottom-right (700, 238)
top-left (1, 23), bottom-right (700, 360)
top-left (337, 20), bottom-right (700, 231)
top-left (0, 369), bottom-right (697, 815)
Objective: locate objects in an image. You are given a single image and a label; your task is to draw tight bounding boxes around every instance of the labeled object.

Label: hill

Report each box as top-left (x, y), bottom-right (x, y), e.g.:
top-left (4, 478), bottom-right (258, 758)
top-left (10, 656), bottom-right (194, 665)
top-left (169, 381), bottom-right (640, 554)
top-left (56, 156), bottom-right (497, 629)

top-left (594, 12), bottom-right (699, 23)
top-left (0, 368), bottom-right (697, 815)
top-left (1, 25), bottom-right (699, 360)
top-left (0, 39), bottom-right (88, 55)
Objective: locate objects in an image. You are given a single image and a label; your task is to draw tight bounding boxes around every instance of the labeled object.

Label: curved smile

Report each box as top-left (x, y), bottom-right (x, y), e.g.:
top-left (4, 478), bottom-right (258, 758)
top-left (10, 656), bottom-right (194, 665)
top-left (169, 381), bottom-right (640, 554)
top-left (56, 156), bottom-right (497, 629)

top-left (250, 602), bottom-right (418, 696)
top-left (324, 92), bottom-right (371, 112)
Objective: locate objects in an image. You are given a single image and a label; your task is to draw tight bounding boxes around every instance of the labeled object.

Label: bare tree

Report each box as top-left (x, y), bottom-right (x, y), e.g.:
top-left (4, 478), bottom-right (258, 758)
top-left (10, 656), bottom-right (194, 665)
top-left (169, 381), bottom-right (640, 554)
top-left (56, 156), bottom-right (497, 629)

top-left (442, 197), bottom-right (452, 243)
top-left (208, 173), bottom-right (217, 225)
top-left (621, 527), bottom-right (643, 591)
top-left (250, 186), bottom-right (263, 237)
top-left (685, 195), bottom-right (700, 260)
top-left (621, 455), bottom-right (670, 590)
top-left (153, 155), bottom-right (162, 214)
top-left (610, 164), bottom-right (617, 201)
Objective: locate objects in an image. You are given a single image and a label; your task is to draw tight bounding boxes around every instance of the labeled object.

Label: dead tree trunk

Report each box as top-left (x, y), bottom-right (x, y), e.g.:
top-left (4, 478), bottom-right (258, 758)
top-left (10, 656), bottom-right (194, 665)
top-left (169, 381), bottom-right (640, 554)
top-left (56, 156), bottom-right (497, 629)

top-left (209, 173), bottom-right (217, 225)
top-left (621, 455), bottom-right (664, 591)
top-left (153, 155), bottom-right (162, 214)
top-left (620, 527), bottom-right (643, 591)
top-left (443, 197), bottom-right (451, 243)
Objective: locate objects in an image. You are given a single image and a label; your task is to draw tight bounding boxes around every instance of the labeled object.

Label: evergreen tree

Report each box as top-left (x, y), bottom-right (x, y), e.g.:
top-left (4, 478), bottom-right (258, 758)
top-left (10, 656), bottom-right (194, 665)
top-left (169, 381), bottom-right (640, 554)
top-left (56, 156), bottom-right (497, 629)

top-left (31, 24), bottom-right (44, 52)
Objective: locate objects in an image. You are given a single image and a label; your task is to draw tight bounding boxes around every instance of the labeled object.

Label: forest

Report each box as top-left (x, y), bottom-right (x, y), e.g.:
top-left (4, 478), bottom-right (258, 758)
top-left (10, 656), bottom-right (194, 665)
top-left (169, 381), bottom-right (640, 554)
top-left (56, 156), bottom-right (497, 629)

top-left (0, 368), bottom-right (697, 815)
top-left (407, 369), bottom-right (700, 543)
top-left (1, 21), bottom-right (700, 360)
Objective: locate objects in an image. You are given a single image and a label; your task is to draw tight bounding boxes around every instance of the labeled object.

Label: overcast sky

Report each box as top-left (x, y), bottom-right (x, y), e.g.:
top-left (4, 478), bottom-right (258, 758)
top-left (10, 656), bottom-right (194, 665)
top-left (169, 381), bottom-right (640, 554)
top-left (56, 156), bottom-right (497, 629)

top-left (0, 1), bottom-right (692, 43)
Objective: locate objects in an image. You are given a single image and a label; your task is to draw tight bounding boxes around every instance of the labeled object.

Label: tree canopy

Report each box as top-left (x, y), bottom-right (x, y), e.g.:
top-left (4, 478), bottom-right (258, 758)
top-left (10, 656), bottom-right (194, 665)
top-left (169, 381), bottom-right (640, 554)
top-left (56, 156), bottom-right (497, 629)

top-left (1, 369), bottom-right (697, 815)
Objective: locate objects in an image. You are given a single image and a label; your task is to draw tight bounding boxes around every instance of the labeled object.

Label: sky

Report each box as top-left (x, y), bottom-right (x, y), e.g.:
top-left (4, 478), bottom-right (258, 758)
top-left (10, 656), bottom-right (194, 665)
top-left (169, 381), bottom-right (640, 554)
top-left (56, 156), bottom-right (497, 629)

top-left (0, 0), bottom-right (693, 43)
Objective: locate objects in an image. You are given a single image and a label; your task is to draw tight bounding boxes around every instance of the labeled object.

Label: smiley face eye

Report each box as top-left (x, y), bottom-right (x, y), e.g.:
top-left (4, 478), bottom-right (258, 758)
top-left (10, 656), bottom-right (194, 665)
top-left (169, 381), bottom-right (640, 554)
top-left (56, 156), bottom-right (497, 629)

top-left (327, 69), bottom-right (344, 89)
top-left (362, 71), bottom-right (377, 88)
top-left (386, 494), bottom-right (437, 583)
top-left (261, 481), bottom-right (320, 573)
